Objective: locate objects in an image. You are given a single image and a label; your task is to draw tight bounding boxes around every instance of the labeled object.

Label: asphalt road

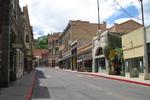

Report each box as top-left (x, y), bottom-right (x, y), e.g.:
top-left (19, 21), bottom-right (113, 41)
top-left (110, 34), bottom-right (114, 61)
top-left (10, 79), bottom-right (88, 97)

top-left (32, 67), bottom-right (150, 100)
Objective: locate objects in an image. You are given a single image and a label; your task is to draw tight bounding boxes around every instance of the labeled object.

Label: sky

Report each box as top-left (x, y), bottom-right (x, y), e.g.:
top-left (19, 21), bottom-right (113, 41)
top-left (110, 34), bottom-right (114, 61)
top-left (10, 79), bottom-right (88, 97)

top-left (19, 0), bottom-right (150, 39)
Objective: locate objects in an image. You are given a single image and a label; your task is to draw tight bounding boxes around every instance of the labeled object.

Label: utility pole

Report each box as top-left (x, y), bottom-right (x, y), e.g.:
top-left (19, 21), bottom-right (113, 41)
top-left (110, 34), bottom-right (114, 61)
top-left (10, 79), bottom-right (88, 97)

top-left (140, 0), bottom-right (149, 80)
top-left (97, 0), bottom-right (101, 39)
top-left (97, 0), bottom-right (100, 30)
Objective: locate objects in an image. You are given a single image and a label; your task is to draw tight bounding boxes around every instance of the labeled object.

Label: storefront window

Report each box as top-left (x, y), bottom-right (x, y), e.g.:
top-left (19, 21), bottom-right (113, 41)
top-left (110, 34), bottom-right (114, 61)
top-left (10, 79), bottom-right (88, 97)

top-left (125, 57), bottom-right (144, 73)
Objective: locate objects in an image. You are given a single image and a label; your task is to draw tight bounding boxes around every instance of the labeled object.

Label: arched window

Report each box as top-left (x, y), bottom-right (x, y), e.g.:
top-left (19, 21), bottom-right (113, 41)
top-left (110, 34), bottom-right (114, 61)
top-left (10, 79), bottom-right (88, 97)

top-left (95, 47), bottom-right (103, 56)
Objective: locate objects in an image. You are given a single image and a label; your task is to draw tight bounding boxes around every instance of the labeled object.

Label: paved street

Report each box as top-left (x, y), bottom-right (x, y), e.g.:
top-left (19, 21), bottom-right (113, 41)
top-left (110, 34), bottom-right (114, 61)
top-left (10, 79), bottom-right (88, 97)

top-left (32, 67), bottom-right (150, 100)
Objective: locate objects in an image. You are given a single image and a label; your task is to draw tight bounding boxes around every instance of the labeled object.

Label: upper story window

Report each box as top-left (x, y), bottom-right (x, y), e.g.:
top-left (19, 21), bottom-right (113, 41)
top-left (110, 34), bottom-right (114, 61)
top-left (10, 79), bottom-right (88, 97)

top-left (55, 40), bottom-right (59, 45)
top-left (95, 47), bottom-right (103, 56)
top-left (49, 42), bottom-right (52, 46)
top-left (26, 35), bottom-right (29, 43)
top-left (55, 47), bottom-right (59, 55)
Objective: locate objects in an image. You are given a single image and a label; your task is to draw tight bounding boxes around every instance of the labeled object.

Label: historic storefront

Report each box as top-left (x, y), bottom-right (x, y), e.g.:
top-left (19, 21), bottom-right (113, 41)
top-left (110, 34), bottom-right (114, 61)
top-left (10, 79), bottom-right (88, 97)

top-left (77, 41), bottom-right (92, 72)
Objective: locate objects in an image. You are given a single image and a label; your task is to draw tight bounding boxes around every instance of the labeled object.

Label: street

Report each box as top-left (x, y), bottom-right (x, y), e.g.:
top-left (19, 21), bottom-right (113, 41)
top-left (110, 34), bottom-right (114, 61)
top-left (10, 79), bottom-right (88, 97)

top-left (32, 67), bottom-right (150, 100)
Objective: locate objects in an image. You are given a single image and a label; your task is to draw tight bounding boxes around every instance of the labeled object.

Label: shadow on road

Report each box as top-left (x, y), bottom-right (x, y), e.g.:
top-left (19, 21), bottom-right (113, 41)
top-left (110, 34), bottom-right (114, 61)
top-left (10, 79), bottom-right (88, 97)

top-left (32, 70), bottom-right (51, 99)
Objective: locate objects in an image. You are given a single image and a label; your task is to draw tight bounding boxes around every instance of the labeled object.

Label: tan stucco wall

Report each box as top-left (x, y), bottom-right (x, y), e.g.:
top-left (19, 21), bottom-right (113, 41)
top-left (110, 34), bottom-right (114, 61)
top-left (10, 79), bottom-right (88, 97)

top-left (122, 27), bottom-right (144, 59)
top-left (146, 26), bottom-right (150, 43)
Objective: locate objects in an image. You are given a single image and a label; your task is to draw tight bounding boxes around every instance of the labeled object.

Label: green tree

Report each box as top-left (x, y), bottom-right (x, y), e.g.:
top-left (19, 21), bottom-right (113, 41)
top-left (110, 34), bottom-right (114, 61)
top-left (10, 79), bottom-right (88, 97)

top-left (35, 35), bottom-right (48, 49)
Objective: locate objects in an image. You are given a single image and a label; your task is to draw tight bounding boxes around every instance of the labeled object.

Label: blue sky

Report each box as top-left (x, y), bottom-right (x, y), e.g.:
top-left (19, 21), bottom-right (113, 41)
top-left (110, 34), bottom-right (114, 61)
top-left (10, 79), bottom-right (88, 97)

top-left (20, 0), bottom-right (150, 39)
top-left (107, 5), bottom-right (140, 24)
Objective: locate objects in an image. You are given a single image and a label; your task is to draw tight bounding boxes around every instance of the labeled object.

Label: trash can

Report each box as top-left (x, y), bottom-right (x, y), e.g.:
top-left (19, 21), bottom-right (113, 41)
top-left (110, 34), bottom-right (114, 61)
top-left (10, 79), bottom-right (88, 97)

top-left (130, 67), bottom-right (139, 77)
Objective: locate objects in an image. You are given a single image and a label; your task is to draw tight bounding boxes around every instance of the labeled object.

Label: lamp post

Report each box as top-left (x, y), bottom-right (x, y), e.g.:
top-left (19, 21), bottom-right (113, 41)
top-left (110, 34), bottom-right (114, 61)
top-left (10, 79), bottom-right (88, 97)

top-left (140, 0), bottom-right (149, 80)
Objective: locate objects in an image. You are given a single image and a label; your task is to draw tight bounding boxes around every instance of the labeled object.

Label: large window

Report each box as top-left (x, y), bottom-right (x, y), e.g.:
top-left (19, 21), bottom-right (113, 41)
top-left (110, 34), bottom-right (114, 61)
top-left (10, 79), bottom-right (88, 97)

top-left (125, 57), bottom-right (144, 73)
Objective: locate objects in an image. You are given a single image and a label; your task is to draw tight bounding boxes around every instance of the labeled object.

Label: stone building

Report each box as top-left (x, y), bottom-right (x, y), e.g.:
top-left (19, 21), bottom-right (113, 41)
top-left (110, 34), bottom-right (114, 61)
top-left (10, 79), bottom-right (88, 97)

top-left (0, 0), bottom-right (33, 87)
top-left (48, 33), bottom-right (60, 67)
top-left (0, 0), bottom-right (26, 87)
top-left (58, 20), bottom-right (107, 70)
top-left (23, 5), bottom-right (34, 72)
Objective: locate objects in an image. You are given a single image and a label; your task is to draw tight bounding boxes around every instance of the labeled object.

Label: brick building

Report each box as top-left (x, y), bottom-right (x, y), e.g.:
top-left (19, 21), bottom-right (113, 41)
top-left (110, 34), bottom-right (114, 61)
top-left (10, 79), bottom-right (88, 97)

top-left (48, 33), bottom-right (60, 67)
top-left (33, 49), bottom-right (48, 67)
top-left (58, 20), bottom-right (107, 70)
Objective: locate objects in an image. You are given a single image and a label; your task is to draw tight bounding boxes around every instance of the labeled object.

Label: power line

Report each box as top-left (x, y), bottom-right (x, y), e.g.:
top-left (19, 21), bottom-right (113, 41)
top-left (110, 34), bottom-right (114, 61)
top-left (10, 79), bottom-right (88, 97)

top-left (113, 0), bottom-right (141, 20)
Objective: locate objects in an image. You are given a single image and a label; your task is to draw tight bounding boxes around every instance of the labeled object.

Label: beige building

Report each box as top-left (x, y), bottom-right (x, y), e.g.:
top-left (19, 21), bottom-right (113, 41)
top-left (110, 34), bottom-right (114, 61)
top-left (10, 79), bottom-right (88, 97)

top-left (146, 26), bottom-right (150, 77)
top-left (146, 25), bottom-right (150, 43)
top-left (122, 27), bottom-right (144, 77)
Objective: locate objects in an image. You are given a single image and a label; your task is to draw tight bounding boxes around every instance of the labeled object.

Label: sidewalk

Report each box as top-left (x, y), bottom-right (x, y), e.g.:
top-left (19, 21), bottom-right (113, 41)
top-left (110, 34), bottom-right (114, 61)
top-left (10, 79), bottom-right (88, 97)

top-left (63, 69), bottom-right (150, 87)
top-left (0, 70), bottom-right (36, 100)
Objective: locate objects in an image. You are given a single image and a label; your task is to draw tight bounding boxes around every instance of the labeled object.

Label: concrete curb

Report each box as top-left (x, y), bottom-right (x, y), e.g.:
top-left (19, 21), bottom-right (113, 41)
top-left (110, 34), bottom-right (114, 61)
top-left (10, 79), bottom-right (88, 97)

top-left (63, 69), bottom-right (150, 87)
top-left (81, 73), bottom-right (150, 87)
top-left (26, 70), bottom-right (37, 100)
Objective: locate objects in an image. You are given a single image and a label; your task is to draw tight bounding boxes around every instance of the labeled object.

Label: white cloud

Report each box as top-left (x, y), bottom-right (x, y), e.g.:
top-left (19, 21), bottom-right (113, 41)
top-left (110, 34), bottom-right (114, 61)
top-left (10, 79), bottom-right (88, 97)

top-left (113, 0), bottom-right (150, 26)
top-left (19, 0), bottom-right (150, 39)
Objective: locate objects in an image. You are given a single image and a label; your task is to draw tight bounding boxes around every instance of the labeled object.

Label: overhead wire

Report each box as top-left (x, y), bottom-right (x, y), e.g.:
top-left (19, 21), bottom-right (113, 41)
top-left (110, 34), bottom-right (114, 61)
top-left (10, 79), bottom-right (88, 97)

top-left (113, 0), bottom-right (141, 20)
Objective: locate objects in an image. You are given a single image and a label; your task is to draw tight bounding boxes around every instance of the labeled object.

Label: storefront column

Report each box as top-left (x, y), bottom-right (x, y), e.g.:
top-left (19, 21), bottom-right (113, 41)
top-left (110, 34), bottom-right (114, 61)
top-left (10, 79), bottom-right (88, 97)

top-left (92, 58), bottom-right (95, 73)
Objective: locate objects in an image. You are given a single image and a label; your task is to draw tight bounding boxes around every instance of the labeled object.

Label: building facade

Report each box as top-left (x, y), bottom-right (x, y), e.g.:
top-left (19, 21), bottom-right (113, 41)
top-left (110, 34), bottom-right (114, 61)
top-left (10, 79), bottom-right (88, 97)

top-left (146, 26), bottom-right (150, 74)
top-left (0, 0), bottom-right (28, 87)
top-left (122, 25), bottom-right (150, 79)
top-left (0, 0), bottom-right (34, 87)
top-left (77, 41), bottom-right (92, 72)
top-left (92, 20), bottom-right (142, 75)
top-left (59, 20), bottom-right (107, 70)
top-left (23, 5), bottom-right (34, 72)
top-left (122, 27), bottom-right (145, 77)
top-left (33, 49), bottom-right (48, 67)
top-left (48, 33), bottom-right (60, 67)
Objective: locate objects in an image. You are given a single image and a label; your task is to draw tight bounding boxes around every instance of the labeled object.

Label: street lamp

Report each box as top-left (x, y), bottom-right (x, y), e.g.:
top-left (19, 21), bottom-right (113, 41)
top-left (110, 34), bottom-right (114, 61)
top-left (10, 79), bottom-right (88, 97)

top-left (140, 0), bottom-right (149, 80)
